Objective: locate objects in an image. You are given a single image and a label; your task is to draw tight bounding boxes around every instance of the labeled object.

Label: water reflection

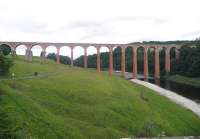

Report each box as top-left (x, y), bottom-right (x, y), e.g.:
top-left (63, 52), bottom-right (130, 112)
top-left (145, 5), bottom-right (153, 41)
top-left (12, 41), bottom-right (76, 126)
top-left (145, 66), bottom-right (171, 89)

top-left (155, 78), bottom-right (160, 86)
top-left (115, 71), bottom-right (200, 104)
top-left (140, 77), bottom-right (200, 104)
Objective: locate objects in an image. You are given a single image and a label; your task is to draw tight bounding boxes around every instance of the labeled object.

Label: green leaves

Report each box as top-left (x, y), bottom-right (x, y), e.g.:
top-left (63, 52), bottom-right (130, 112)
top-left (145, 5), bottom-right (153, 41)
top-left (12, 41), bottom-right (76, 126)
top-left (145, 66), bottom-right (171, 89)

top-left (0, 52), bottom-right (14, 75)
top-left (0, 44), bottom-right (11, 56)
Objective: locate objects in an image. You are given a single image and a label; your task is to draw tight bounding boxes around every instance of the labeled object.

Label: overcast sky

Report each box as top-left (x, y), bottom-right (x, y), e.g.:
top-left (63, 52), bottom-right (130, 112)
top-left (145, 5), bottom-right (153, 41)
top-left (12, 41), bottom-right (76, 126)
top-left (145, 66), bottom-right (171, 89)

top-left (1, 0), bottom-right (200, 57)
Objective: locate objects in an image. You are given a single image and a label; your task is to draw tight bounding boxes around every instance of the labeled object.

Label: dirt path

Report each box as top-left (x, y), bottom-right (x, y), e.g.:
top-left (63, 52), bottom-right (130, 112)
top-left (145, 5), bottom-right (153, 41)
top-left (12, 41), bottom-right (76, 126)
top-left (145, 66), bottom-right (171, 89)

top-left (0, 70), bottom-right (64, 81)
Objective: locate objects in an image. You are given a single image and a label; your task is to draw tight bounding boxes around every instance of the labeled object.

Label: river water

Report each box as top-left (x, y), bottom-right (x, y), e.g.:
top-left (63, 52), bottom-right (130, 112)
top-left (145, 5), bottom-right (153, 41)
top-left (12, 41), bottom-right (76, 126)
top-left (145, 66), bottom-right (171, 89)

top-left (114, 71), bottom-right (200, 104)
top-left (145, 78), bottom-right (200, 104)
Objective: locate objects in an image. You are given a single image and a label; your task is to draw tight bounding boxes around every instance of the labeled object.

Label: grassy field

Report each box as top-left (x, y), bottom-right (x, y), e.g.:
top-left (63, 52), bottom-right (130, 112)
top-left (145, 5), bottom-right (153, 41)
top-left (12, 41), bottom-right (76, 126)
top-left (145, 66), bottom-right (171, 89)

top-left (166, 75), bottom-right (200, 88)
top-left (0, 56), bottom-right (200, 139)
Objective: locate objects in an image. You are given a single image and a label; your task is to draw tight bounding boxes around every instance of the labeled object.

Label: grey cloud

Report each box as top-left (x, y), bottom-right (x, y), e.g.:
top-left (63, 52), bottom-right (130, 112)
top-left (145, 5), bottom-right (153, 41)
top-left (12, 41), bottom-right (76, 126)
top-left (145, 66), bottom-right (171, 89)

top-left (67, 20), bottom-right (104, 29)
top-left (43, 16), bottom-right (168, 41)
top-left (0, 16), bottom-right (54, 35)
top-left (181, 31), bottom-right (200, 39)
top-left (60, 20), bottom-right (113, 41)
top-left (16, 22), bottom-right (50, 34)
top-left (112, 16), bottom-right (168, 25)
top-left (74, 16), bottom-right (168, 40)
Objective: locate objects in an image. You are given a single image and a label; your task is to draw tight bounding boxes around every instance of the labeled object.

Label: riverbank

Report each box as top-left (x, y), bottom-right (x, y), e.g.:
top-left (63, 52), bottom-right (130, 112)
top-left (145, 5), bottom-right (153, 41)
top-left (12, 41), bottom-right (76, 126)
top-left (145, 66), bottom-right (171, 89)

top-left (165, 75), bottom-right (200, 88)
top-left (131, 79), bottom-right (200, 118)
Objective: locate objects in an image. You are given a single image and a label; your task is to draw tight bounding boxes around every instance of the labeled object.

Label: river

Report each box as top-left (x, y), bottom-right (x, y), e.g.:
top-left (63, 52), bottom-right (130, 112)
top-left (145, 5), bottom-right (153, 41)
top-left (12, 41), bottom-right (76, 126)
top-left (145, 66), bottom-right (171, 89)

top-left (114, 71), bottom-right (200, 104)
top-left (146, 78), bottom-right (200, 104)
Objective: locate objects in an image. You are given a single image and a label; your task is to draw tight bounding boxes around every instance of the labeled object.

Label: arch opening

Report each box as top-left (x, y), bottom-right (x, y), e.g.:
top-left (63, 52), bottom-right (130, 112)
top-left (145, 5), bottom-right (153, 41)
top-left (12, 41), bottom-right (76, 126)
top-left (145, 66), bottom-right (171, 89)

top-left (100, 46), bottom-right (109, 70)
top-left (59, 46), bottom-right (71, 57)
top-left (16, 45), bottom-right (27, 55)
top-left (59, 46), bottom-right (71, 65)
top-left (73, 46), bottom-right (84, 67)
top-left (46, 46), bottom-right (57, 62)
top-left (170, 47), bottom-right (177, 74)
top-left (87, 46), bottom-right (97, 68)
top-left (148, 47), bottom-right (155, 77)
top-left (125, 46), bottom-right (133, 73)
top-left (113, 46), bottom-right (122, 72)
top-left (31, 45), bottom-right (42, 57)
top-left (137, 47), bottom-right (144, 77)
top-left (159, 47), bottom-right (166, 76)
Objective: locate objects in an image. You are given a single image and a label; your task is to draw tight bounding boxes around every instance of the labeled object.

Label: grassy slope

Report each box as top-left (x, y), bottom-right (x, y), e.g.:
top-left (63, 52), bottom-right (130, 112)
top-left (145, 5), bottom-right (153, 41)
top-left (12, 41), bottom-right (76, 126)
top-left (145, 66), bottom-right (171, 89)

top-left (0, 57), bottom-right (200, 139)
top-left (166, 75), bottom-right (200, 88)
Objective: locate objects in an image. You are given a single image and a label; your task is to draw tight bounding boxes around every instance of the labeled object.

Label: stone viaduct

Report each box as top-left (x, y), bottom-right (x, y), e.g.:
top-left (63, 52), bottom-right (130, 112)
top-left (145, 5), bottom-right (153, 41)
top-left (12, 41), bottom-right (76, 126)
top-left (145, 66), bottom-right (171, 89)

top-left (0, 41), bottom-right (181, 79)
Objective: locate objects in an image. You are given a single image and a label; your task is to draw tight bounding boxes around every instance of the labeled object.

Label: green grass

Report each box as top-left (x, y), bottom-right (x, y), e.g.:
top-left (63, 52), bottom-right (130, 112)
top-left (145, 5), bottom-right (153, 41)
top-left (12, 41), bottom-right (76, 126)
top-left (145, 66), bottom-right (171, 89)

top-left (166, 75), bottom-right (200, 88)
top-left (0, 56), bottom-right (200, 139)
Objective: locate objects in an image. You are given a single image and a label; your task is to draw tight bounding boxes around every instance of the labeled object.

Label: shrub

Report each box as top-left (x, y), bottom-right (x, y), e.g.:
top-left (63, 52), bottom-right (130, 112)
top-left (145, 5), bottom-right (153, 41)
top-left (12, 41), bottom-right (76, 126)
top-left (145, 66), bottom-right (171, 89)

top-left (0, 52), bottom-right (14, 75)
top-left (0, 44), bottom-right (11, 55)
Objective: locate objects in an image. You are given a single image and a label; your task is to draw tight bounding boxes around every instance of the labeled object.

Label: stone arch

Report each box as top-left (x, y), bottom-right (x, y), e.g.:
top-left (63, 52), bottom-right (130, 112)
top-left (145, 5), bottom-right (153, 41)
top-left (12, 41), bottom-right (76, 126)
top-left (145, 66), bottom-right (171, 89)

top-left (87, 46), bottom-right (97, 68)
top-left (147, 46), bottom-right (156, 76)
top-left (45, 46), bottom-right (57, 56)
top-left (59, 46), bottom-right (71, 65)
top-left (170, 46), bottom-right (177, 57)
top-left (170, 46), bottom-right (178, 73)
top-left (159, 47), bottom-right (166, 75)
top-left (73, 46), bottom-right (84, 67)
top-left (100, 46), bottom-right (109, 70)
top-left (31, 45), bottom-right (43, 56)
top-left (113, 46), bottom-right (122, 72)
top-left (87, 46), bottom-right (97, 55)
top-left (100, 45), bottom-right (110, 50)
top-left (45, 46), bottom-right (58, 63)
top-left (125, 46), bottom-right (133, 73)
top-left (0, 43), bottom-right (12, 49)
top-left (16, 44), bottom-right (27, 55)
top-left (136, 46), bottom-right (145, 77)
top-left (59, 46), bottom-right (71, 57)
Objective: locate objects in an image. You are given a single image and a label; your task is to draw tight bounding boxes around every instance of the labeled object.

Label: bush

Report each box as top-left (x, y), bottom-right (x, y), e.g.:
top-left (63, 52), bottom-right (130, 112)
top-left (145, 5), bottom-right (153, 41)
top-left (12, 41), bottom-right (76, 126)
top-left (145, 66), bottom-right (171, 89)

top-left (0, 52), bottom-right (14, 75)
top-left (0, 44), bottom-right (11, 55)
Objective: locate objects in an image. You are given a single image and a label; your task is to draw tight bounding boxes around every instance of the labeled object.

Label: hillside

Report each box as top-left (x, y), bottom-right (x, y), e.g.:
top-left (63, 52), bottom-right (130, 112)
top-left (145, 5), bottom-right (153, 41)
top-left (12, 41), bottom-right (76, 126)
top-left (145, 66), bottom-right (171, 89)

top-left (0, 57), bottom-right (200, 139)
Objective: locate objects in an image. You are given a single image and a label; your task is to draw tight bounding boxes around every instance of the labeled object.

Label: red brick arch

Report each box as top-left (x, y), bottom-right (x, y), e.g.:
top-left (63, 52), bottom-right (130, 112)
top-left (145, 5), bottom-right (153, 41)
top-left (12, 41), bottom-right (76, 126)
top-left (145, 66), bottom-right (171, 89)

top-left (0, 41), bottom-right (182, 78)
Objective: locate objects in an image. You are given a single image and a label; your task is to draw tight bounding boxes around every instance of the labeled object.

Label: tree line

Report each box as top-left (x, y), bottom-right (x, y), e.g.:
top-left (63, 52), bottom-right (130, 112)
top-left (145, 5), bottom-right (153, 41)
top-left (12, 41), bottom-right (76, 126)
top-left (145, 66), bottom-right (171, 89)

top-left (47, 39), bottom-right (200, 78)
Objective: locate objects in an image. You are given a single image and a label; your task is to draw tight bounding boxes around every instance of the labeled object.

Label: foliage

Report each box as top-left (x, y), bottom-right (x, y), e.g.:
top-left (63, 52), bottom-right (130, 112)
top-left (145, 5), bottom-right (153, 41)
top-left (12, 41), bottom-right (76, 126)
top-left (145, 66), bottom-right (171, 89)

top-left (73, 46), bottom-right (164, 75)
top-left (0, 52), bottom-right (14, 75)
top-left (166, 75), bottom-right (200, 88)
top-left (1, 57), bottom-right (200, 138)
top-left (174, 42), bottom-right (200, 77)
top-left (0, 44), bottom-right (11, 55)
top-left (47, 53), bottom-right (71, 65)
top-left (73, 39), bottom-right (200, 78)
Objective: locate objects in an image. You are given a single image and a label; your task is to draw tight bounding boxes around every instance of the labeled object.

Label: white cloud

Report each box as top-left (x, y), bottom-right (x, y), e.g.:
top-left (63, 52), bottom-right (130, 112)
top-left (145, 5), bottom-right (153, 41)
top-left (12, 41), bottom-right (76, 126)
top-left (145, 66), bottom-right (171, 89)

top-left (0, 0), bottom-right (200, 57)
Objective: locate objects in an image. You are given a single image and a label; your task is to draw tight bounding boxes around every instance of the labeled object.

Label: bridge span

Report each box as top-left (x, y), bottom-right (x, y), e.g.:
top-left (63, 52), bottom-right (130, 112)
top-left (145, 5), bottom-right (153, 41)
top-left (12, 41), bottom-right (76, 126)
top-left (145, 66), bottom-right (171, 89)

top-left (0, 41), bottom-right (182, 79)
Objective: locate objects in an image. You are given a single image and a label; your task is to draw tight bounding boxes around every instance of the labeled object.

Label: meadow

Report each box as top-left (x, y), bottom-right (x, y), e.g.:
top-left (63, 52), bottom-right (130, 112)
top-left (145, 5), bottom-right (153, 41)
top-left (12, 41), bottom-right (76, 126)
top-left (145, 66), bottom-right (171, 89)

top-left (0, 57), bottom-right (200, 139)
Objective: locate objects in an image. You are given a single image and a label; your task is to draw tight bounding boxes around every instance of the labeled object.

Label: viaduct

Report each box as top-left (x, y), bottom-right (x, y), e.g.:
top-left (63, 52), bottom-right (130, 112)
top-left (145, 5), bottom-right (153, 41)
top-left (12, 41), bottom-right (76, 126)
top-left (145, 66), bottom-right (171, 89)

top-left (0, 41), bottom-right (181, 79)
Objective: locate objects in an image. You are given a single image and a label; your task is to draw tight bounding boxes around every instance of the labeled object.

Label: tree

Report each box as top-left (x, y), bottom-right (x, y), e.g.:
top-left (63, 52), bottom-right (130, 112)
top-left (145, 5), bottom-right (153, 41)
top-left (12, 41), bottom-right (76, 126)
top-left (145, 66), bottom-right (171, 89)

top-left (51, 39), bottom-right (200, 78)
top-left (47, 53), bottom-right (71, 65)
top-left (0, 44), bottom-right (11, 55)
top-left (0, 52), bottom-right (13, 75)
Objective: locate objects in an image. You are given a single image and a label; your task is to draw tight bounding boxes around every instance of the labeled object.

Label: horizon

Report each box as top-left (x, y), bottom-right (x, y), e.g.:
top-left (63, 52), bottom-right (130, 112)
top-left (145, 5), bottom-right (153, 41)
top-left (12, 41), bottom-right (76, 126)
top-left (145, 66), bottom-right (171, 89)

top-left (0, 39), bottom-right (198, 44)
